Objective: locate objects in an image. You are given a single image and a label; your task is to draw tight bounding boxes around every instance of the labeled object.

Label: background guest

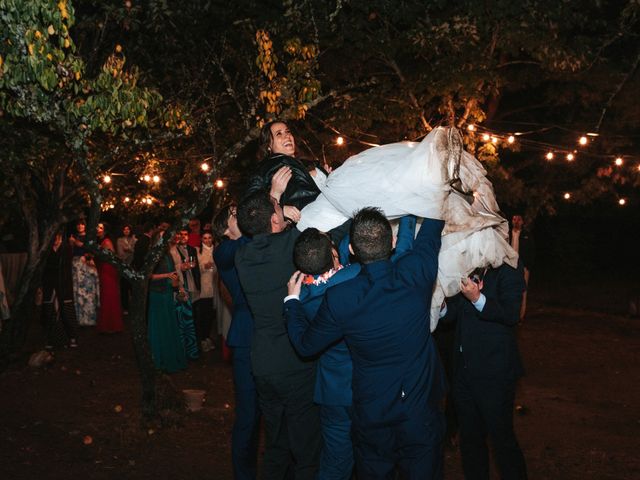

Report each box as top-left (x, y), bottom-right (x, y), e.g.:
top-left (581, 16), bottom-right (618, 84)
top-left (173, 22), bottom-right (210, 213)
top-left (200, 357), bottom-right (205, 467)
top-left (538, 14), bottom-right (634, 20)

top-left (41, 232), bottom-right (78, 349)
top-left (510, 214), bottom-right (535, 320)
top-left (95, 222), bottom-right (123, 333)
top-left (116, 224), bottom-right (136, 313)
top-left (69, 219), bottom-right (99, 327)
top-left (195, 231), bottom-right (217, 353)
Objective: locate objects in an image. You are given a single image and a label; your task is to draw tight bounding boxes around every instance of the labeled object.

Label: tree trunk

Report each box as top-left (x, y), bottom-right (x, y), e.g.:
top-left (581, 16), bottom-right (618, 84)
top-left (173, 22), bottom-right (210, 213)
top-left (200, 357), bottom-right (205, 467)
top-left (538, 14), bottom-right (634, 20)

top-left (127, 278), bottom-right (158, 420)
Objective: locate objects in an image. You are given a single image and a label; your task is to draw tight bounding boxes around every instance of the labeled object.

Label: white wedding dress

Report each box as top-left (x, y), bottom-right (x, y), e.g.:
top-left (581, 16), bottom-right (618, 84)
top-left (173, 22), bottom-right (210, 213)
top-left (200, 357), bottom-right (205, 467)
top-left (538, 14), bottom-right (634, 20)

top-left (296, 127), bottom-right (518, 331)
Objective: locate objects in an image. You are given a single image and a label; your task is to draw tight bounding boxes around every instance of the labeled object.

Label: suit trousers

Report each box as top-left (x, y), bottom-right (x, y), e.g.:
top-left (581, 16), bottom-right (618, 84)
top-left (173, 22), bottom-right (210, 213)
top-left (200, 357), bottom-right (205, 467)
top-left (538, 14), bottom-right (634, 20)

top-left (232, 346), bottom-right (260, 480)
top-left (354, 406), bottom-right (445, 480)
top-left (453, 368), bottom-right (527, 480)
top-left (254, 368), bottom-right (321, 480)
top-left (319, 405), bottom-right (354, 480)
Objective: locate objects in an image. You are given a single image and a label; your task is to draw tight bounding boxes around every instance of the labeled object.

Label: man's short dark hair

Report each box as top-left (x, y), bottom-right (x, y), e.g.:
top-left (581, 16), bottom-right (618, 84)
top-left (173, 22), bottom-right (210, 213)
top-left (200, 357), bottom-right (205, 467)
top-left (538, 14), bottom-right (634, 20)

top-left (237, 190), bottom-right (276, 236)
top-left (294, 228), bottom-right (335, 275)
top-left (350, 207), bottom-right (392, 264)
top-left (212, 203), bottom-right (236, 242)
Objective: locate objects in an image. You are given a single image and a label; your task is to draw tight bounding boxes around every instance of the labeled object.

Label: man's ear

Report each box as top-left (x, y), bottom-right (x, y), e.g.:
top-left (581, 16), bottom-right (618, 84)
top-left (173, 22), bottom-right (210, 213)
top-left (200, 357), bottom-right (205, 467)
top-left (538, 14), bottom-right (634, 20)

top-left (348, 243), bottom-right (354, 256)
top-left (270, 212), bottom-right (279, 233)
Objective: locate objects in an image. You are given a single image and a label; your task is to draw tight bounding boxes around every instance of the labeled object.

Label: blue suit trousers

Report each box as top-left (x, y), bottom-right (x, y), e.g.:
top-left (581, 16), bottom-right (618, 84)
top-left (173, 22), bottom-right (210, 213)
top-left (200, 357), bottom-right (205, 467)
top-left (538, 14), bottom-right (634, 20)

top-left (319, 405), bottom-right (354, 480)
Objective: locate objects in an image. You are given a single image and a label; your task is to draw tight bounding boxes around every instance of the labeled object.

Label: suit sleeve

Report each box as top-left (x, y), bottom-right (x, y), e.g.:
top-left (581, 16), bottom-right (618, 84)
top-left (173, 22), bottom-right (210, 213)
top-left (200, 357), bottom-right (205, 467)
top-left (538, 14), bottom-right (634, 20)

top-left (395, 218), bottom-right (444, 287)
top-left (285, 297), bottom-right (343, 357)
top-left (478, 264), bottom-right (525, 326)
top-left (391, 215), bottom-right (417, 260)
top-left (328, 219), bottom-right (352, 246)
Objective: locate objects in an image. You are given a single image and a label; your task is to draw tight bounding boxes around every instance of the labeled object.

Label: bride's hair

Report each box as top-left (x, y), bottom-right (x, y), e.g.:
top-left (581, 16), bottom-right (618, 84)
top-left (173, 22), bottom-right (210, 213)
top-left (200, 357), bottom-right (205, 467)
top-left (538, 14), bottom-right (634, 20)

top-left (256, 119), bottom-right (289, 160)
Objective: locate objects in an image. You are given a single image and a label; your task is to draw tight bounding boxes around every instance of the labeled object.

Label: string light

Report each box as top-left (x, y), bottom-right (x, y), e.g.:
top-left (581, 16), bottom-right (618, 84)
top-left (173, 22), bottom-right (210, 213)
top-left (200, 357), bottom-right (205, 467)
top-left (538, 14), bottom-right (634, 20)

top-left (124, 197), bottom-right (130, 202)
top-left (491, 136), bottom-right (499, 144)
top-left (214, 179), bottom-right (225, 189)
top-left (103, 174), bottom-right (112, 184)
top-left (566, 153), bottom-right (575, 161)
top-left (143, 174), bottom-right (151, 182)
top-left (467, 124), bottom-right (476, 132)
top-left (201, 162), bottom-right (210, 172)
top-left (482, 133), bottom-right (491, 142)
top-left (618, 198), bottom-right (626, 206)
top-left (507, 135), bottom-right (515, 144)
top-left (336, 136), bottom-right (345, 146)
top-left (152, 175), bottom-right (160, 183)
top-left (614, 157), bottom-right (623, 166)
top-left (563, 192), bottom-right (571, 200)
top-left (578, 136), bottom-right (588, 145)
top-left (546, 152), bottom-right (554, 160)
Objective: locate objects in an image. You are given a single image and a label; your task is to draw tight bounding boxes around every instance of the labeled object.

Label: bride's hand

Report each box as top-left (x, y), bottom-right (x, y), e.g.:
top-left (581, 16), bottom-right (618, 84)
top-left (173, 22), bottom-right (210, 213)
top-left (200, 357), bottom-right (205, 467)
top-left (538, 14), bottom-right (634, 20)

top-left (287, 270), bottom-right (304, 297)
top-left (270, 166), bottom-right (292, 202)
top-left (283, 206), bottom-right (301, 223)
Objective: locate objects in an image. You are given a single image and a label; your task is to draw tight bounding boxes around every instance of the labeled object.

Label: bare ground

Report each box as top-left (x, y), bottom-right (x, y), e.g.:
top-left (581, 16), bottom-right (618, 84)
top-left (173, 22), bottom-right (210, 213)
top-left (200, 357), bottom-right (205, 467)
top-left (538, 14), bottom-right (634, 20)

top-left (1, 298), bottom-right (639, 479)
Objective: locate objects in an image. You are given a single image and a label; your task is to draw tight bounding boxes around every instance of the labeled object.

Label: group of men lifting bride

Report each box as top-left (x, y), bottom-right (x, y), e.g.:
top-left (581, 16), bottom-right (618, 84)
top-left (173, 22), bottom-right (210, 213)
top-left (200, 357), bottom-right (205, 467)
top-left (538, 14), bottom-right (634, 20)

top-left (211, 120), bottom-right (527, 480)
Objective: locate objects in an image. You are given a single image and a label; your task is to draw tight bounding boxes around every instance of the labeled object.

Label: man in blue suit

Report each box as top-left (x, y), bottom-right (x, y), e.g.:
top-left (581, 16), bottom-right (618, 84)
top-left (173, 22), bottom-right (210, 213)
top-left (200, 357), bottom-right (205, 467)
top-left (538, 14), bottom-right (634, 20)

top-left (284, 208), bottom-right (446, 479)
top-left (212, 204), bottom-right (260, 480)
top-left (286, 216), bottom-right (417, 480)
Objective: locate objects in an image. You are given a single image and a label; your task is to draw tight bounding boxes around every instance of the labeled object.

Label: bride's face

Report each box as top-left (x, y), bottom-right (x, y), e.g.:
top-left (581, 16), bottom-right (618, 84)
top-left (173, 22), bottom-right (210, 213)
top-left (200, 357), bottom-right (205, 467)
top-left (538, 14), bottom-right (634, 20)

top-left (269, 122), bottom-right (295, 156)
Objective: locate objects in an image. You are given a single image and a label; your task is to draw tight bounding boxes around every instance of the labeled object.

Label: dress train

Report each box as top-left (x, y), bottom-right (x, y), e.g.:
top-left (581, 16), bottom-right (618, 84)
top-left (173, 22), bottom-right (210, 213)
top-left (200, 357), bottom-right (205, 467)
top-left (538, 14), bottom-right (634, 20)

top-left (297, 127), bottom-right (518, 331)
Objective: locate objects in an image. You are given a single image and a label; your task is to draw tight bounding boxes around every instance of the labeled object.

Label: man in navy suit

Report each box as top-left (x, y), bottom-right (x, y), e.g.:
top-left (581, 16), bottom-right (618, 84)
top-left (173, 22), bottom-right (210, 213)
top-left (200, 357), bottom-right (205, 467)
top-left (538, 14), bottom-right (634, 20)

top-left (287, 217), bottom-right (417, 480)
top-left (284, 208), bottom-right (446, 479)
top-left (441, 264), bottom-right (528, 480)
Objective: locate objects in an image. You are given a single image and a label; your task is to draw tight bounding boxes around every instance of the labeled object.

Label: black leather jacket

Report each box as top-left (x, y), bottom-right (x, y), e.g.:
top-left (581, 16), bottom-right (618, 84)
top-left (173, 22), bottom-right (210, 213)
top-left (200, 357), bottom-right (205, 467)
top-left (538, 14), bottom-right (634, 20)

top-left (244, 154), bottom-right (322, 211)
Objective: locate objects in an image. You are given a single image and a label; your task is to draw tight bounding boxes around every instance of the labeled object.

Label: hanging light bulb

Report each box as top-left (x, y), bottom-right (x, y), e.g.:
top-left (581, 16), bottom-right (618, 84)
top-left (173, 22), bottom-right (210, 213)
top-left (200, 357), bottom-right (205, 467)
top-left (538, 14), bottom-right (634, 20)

top-left (143, 174), bottom-right (151, 182)
top-left (563, 192), bottom-right (571, 200)
top-left (546, 152), bottom-right (554, 160)
top-left (336, 136), bottom-right (345, 146)
top-left (124, 197), bottom-right (130, 203)
top-left (614, 157), bottom-right (623, 166)
top-left (152, 175), bottom-right (160, 183)
top-left (566, 153), bottom-right (575, 161)
top-left (491, 136), bottom-right (499, 144)
top-left (618, 198), bottom-right (626, 206)
top-left (103, 174), bottom-right (111, 184)
top-left (201, 162), bottom-right (210, 172)
top-left (482, 133), bottom-right (491, 142)
top-left (507, 135), bottom-right (515, 144)
top-left (214, 179), bottom-right (225, 189)
top-left (578, 136), bottom-right (588, 146)
top-left (467, 124), bottom-right (476, 132)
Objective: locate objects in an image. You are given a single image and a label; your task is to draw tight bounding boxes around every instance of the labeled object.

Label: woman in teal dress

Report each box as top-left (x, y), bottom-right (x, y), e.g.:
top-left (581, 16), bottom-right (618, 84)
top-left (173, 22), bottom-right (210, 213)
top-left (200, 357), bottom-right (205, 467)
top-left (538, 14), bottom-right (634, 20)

top-left (148, 254), bottom-right (187, 373)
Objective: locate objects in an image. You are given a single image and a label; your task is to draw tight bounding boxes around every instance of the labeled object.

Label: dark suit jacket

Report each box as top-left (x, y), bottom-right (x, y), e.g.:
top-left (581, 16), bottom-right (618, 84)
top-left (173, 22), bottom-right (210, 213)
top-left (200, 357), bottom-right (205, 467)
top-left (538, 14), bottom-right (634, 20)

top-left (213, 237), bottom-right (254, 348)
top-left (443, 262), bottom-right (526, 381)
top-left (284, 218), bottom-right (446, 428)
top-left (235, 223), bottom-right (350, 377)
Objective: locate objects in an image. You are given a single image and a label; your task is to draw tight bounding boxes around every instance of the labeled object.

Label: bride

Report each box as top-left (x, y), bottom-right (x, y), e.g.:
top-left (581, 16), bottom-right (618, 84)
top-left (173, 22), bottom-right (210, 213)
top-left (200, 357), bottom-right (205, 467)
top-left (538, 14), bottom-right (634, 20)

top-left (251, 121), bottom-right (519, 330)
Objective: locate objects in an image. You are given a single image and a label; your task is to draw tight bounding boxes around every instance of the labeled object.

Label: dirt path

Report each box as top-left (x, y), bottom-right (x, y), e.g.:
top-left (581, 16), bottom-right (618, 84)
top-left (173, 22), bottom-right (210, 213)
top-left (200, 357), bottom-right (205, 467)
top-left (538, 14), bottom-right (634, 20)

top-left (1, 302), bottom-right (638, 479)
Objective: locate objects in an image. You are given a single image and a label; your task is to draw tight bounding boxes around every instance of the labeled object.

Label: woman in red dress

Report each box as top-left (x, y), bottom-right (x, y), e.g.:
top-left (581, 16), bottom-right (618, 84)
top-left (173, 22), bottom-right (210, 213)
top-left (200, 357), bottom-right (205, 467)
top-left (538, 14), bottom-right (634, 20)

top-left (96, 223), bottom-right (124, 333)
